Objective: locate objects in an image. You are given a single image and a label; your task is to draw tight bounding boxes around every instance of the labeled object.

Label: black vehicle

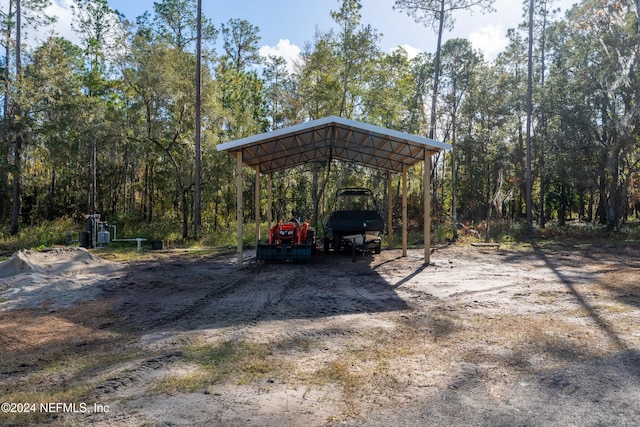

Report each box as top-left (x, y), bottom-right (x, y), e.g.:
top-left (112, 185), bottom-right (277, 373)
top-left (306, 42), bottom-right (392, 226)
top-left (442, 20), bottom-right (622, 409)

top-left (323, 188), bottom-right (384, 255)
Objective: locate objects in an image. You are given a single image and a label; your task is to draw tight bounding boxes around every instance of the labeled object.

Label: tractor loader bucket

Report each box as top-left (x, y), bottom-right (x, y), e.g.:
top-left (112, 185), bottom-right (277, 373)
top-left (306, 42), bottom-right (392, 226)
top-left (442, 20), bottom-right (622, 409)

top-left (256, 243), bottom-right (313, 261)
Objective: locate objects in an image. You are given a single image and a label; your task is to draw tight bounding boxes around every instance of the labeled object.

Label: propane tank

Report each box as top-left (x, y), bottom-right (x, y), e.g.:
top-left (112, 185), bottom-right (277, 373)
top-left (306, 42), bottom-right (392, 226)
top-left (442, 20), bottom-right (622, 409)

top-left (97, 230), bottom-right (110, 246)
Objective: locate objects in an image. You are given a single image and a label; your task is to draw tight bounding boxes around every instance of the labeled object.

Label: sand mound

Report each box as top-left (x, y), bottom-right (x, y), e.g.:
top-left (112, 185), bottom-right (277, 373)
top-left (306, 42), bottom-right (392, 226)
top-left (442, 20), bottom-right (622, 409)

top-left (0, 247), bottom-right (124, 310)
top-left (0, 250), bottom-right (47, 278)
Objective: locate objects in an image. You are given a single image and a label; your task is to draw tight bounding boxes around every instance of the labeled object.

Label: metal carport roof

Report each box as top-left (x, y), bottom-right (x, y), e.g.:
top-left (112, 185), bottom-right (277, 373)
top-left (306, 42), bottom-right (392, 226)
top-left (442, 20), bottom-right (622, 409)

top-left (216, 116), bottom-right (450, 174)
top-left (217, 116), bottom-right (451, 266)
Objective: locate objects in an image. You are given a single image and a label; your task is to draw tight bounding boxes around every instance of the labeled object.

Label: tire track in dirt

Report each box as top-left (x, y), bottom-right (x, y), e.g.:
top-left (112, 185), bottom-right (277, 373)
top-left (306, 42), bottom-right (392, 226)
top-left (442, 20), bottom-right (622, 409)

top-left (87, 252), bottom-right (410, 415)
top-left (106, 253), bottom-right (267, 331)
top-left (83, 267), bottom-right (306, 416)
top-left (205, 258), bottom-right (410, 345)
top-left (90, 352), bottom-right (182, 399)
top-left (153, 265), bottom-right (267, 330)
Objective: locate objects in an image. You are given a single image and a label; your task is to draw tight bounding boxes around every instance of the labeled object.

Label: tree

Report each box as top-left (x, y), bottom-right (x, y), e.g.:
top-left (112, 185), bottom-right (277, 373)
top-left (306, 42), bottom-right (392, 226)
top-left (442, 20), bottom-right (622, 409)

top-left (121, 0), bottom-right (219, 238)
top-left (194, 0), bottom-right (202, 238)
top-left (393, 0), bottom-right (495, 140)
top-left (297, 29), bottom-right (342, 120)
top-left (529, 0), bottom-right (561, 228)
top-left (406, 52), bottom-right (433, 135)
top-left (71, 0), bottom-right (126, 230)
top-left (525, 0), bottom-right (534, 231)
top-left (124, 32), bottom-right (196, 237)
top-left (144, 0), bottom-right (215, 237)
top-left (495, 29), bottom-right (528, 221)
top-left (262, 54), bottom-right (295, 130)
top-left (138, 0), bottom-right (216, 51)
top-left (295, 0), bottom-right (382, 224)
top-left (456, 60), bottom-right (511, 225)
top-left (1, 0), bottom-right (54, 231)
top-left (221, 18), bottom-right (261, 70)
top-left (363, 48), bottom-right (416, 130)
top-left (216, 17), bottom-right (264, 139)
top-left (562, 0), bottom-right (640, 230)
top-left (330, 0), bottom-right (381, 118)
top-left (439, 38), bottom-right (481, 238)
top-left (26, 37), bottom-right (87, 219)
top-left (9, 0), bottom-right (21, 234)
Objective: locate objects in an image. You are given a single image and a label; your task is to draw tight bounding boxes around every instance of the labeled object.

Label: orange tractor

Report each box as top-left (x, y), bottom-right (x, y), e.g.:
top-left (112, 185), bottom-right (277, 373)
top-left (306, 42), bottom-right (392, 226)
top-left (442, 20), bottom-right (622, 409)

top-left (256, 218), bottom-right (316, 261)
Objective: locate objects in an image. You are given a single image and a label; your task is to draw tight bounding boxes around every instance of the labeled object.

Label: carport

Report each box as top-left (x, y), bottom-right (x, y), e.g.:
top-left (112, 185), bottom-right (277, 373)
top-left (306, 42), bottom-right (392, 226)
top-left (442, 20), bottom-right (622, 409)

top-left (217, 115), bottom-right (450, 266)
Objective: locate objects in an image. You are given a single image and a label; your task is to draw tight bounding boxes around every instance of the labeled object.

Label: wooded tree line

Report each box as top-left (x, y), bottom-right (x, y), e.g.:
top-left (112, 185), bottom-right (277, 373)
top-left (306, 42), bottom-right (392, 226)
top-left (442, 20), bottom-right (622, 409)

top-left (1, 0), bottom-right (639, 240)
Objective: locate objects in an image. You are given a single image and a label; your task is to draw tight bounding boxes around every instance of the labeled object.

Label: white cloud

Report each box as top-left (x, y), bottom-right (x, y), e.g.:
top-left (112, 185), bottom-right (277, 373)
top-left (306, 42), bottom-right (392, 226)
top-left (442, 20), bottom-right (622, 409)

top-left (391, 44), bottom-right (422, 60)
top-left (0, 0), bottom-right (77, 46)
top-left (42, 0), bottom-right (78, 44)
top-left (468, 25), bottom-right (508, 60)
top-left (259, 39), bottom-right (301, 73)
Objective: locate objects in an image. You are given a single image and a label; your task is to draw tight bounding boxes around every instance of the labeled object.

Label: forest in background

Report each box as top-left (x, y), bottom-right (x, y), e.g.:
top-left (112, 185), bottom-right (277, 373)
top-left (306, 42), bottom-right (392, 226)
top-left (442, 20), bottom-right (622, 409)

top-left (1, 0), bottom-right (639, 245)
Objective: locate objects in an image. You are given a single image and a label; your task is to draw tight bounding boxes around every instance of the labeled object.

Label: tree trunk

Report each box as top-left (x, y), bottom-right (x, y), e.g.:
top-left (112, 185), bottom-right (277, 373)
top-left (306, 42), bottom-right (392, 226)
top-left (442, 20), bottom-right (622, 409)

top-left (587, 187), bottom-right (594, 223)
top-left (1, 0), bottom-right (13, 222)
top-left (525, 0), bottom-right (534, 231)
top-left (149, 162), bottom-right (154, 223)
top-left (451, 115), bottom-right (458, 239)
top-left (429, 0), bottom-right (445, 141)
top-left (10, 134), bottom-right (22, 234)
top-left (182, 188), bottom-right (189, 239)
top-left (48, 170), bottom-right (56, 220)
top-left (606, 144), bottom-right (622, 231)
top-left (558, 184), bottom-right (566, 226)
top-left (9, 0), bottom-right (22, 235)
top-left (194, 0), bottom-right (203, 238)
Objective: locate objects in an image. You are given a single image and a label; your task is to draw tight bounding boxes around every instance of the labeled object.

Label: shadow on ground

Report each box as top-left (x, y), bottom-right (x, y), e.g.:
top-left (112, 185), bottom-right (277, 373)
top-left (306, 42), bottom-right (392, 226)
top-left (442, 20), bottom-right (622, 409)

top-left (101, 249), bottom-right (413, 332)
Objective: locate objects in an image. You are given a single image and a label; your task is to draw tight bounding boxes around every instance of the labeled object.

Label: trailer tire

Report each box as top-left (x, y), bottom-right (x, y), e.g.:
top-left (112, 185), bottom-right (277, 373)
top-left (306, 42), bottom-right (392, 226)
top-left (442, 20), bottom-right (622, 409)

top-left (333, 236), bottom-right (342, 252)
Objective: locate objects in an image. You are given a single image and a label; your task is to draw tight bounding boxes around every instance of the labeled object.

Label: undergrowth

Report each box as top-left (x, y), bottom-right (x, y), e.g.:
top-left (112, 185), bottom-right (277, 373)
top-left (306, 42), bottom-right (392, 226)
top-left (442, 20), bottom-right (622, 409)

top-left (1, 218), bottom-right (638, 259)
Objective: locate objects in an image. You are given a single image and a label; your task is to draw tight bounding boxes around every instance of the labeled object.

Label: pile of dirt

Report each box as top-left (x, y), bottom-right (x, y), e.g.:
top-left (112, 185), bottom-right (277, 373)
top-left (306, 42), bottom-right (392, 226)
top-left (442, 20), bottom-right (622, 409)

top-left (0, 250), bottom-right (47, 279)
top-left (0, 247), bottom-right (124, 310)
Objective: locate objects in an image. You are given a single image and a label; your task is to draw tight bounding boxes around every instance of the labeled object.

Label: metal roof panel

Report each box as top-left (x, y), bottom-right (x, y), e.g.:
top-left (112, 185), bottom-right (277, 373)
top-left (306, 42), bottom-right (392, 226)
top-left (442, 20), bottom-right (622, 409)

top-left (217, 116), bottom-right (450, 174)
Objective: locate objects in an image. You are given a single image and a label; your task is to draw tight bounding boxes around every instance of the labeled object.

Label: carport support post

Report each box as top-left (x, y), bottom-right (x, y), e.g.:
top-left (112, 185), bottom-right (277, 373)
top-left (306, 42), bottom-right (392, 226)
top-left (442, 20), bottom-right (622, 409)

top-left (402, 164), bottom-right (408, 257)
top-left (267, 173), bottom-right (273, 225)
top-left (236, 151), bottom-right (243, 267)
top-left (255, 166), bottom-right (261, 243)
top-left (424, 150), bottom-right (432, 264)
top-left (387, 172), bottom-right (393, 249)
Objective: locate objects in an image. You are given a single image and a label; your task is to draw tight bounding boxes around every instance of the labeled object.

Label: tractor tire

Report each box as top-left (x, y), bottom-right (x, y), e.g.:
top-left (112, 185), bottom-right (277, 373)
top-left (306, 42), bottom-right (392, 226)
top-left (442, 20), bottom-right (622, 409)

top-left (307, 229), bottom-right (316, 252)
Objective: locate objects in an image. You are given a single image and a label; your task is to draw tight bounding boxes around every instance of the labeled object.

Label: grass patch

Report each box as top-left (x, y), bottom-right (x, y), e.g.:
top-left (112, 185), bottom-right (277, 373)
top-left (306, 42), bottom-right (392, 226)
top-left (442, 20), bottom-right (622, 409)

top-left (460, 312), bottom-right (616, 374)
top-left (0, 302), bottom-right (141, 426)
top-left (0, 385), bottom-right (94, 425)
top-left (315, 360), bottom-right (366, 393)
top-left (595, 303), bottom-right (637, 314)
top-left (153, 370), bottom-right (209, 394)
top-left (152, 340), bottom-right (289, 395)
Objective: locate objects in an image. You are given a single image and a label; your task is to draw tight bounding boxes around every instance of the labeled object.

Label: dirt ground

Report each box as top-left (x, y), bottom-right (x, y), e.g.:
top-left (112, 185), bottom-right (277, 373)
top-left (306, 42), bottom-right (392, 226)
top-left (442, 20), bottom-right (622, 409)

top-left (1, 242), bottom-right (640, 426)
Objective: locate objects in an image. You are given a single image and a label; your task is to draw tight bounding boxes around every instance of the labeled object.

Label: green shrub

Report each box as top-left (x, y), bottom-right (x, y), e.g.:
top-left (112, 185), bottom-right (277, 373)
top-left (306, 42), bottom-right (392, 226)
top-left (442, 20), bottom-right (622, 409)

top-left (0, 218), bottom-right (76, 254)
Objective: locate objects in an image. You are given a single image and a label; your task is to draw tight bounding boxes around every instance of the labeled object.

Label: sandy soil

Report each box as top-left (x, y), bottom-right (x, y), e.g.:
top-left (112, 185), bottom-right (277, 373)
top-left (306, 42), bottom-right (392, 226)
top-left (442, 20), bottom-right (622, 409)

top-left (1, 244), bottom-right (640, 426)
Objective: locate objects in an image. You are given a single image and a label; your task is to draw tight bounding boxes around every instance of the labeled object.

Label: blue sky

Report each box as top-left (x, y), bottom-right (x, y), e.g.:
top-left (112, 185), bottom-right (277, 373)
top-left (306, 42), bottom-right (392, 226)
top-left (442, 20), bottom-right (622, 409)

top-left (43, 0), bottom-right (577, 63)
